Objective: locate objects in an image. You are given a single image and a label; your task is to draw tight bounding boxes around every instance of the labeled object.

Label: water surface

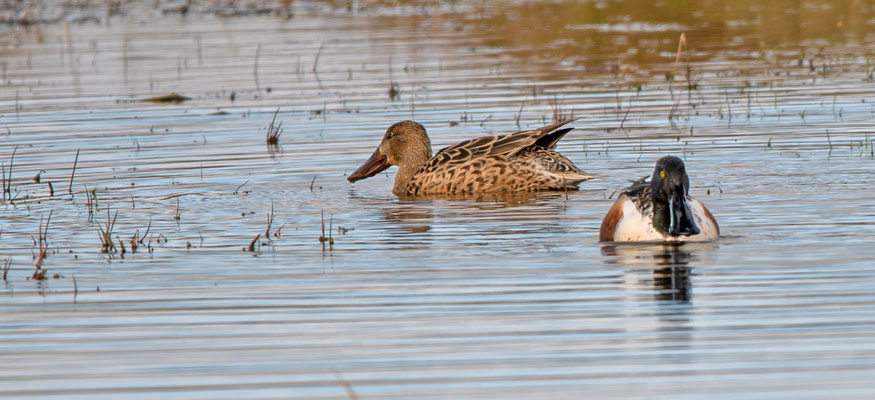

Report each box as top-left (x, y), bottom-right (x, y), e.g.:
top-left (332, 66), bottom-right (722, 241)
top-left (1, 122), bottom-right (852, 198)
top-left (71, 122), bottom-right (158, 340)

top-left (2, 1), bottom-right (875, 398)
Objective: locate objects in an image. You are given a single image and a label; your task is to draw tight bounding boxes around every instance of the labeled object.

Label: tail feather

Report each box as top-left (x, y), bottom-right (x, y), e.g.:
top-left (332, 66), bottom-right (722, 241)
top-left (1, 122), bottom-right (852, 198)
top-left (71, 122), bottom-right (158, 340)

top-left (535, 127), bottom-right (574, 149)
top-left (558, 171), bottom-right (604, 187)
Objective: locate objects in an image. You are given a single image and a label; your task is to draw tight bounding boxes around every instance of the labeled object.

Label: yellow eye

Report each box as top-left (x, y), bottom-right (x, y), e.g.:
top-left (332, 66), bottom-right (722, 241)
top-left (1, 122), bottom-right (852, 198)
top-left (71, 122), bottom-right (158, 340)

top-left (659, 170), bottom-right (665, 179)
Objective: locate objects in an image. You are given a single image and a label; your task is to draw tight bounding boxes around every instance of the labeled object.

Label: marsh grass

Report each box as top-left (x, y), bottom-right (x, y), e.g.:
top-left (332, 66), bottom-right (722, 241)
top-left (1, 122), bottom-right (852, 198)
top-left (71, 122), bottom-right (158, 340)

top-left (266, 108), bottom-right (283, 145)
top-left (265, 200), bottom-right (275, 238)
top-left (2, 145), bottom-right (17, 203)
top-left (1, 257), bottom-right (10, 281)
top-left (69, 148), bottom-right (79, 196)
top-left (32, 210), bottom-right (52, 280)
top-left (248, 233), bottom-right (260, 252)
top-left (319, 210), bottom-right (334, 252)
top-left (332, 368), bottom-right (359, 400)
top-left (549, 95), bottom-right (573, 122)
top-left (97, 206), bottom-right (118, 254)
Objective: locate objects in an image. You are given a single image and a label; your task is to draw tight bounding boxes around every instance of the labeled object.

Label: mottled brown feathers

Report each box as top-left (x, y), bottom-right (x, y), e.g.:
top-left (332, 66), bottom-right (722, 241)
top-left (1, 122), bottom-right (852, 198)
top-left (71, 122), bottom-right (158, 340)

top-left (350, 119), bottom-right (600, 196)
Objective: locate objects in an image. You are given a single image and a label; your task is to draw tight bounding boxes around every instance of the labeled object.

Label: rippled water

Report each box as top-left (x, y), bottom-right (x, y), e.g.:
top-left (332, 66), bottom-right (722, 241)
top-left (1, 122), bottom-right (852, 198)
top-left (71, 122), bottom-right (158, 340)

top-left (2, 1), bottom-right (875, 398)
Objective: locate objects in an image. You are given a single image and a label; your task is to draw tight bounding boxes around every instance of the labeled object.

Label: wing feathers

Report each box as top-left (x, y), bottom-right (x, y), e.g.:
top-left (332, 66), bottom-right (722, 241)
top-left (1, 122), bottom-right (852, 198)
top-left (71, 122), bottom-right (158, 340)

top-left (433, 119), bottom-right (576, 165)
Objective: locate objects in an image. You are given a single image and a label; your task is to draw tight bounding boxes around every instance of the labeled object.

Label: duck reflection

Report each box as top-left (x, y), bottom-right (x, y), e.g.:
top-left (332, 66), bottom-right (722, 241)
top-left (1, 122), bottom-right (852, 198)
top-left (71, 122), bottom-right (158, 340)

top-left (383, 192), bottom-right (566, 235)
top-left (600, 243), bottom-right (715, 304)
top-left (652, 260), bottom-right (691, 303)
top-left (383, 201), bottom-right (434, 234)
top-left (396, 190), bottom-right (558, 205)
top-left (349, 190), bottom-right (577, 252)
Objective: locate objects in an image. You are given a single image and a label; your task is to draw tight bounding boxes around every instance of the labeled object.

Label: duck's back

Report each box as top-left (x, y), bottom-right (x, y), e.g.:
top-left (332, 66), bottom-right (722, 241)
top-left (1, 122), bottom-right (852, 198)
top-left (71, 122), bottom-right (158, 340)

top-left (403, 120), bottom-right (597, 195)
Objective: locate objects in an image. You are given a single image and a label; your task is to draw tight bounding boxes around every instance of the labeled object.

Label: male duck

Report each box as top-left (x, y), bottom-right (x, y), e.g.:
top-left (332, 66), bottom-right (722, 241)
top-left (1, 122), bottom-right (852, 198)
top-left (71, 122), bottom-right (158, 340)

top-left (347, 119), bottom-right (600, 196)
top-left (600, 156), bottom-right (718, 242)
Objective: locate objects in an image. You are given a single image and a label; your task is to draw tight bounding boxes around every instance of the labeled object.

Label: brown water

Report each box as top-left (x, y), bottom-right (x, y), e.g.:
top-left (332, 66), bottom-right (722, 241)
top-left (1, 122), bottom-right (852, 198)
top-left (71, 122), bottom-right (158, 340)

top-left (2, 1), bottom-right (875, 398)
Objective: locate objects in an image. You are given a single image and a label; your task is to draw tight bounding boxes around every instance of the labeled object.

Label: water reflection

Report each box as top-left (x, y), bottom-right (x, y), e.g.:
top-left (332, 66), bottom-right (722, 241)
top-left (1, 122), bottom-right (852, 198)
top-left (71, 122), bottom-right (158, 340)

top-left (469, 0), bottom-right (866, 69)
top-left (396, 191), bottom-right (559, 204)
top-left (601, 243), bottom-right (715, 304)
top-left (267, 143), bottom-right (282, 160)
top-left (652, 246), bottom-right (694, 303)
top-left (653, 265), bottom-right (691, 303)
top-left (376, 191), bottom-right (568, 235)
top-left (382, 201), bottom-right (434, 234)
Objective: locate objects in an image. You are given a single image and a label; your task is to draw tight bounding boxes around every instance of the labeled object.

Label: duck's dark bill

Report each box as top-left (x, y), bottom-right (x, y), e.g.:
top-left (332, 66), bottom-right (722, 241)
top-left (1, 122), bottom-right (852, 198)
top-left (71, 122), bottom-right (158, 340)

top-left (668, 186), bottom-right (701, 236)
top-left (347, 149), bottom-right (390, 183)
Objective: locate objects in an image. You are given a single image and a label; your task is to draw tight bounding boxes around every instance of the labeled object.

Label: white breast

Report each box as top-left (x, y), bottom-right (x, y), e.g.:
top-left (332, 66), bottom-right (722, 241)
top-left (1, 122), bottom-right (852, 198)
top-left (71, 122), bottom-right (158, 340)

top-left (613, 196), bottom-right (718, 242)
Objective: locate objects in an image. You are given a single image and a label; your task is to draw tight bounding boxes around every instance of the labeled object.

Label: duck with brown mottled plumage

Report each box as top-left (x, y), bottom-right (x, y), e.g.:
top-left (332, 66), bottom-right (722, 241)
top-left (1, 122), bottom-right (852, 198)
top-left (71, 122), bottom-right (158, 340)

top-left (347, 119), bottom-right (601, 196)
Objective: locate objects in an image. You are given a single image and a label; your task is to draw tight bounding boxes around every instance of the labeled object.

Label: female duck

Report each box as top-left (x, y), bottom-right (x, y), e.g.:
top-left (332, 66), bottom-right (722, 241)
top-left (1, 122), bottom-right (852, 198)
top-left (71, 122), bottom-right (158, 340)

top-left (347, 119), bottom-right (600, 196)
top-left (600, 156), bottom-right (718, 242)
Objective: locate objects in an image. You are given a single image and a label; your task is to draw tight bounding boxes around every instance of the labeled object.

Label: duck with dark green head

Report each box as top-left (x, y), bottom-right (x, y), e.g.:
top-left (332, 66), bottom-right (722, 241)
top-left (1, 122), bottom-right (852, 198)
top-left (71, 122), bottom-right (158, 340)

top-left (600, 156), bottom-right (718, 242)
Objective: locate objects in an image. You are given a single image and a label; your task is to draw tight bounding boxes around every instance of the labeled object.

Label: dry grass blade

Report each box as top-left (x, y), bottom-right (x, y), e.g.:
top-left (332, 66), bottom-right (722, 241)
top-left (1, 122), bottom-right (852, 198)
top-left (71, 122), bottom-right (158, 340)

top-left (139, 217), bottom-right (152, 244)
top-left (69, 148), bottom-right (79, 196)
top-left (273, 223), bottom-right (285, 238)
top-left (265, 200), bottom-right (275, 238)
top-left (388, 82), bottom-right (399, 100)
top-left (130, 230), bottom-right (139, 254)
top-left (331, 368), bottom-right (360, 400)
top-left (84, 186), bottom-right (101, 223)
top-left (266, 108), bottom-right (283, 145)
top-left (2, 145), bottom-right (17, 203)
top-left (253, 43), bottom-right (261, 92)
top-left (38, 209), bottom-right (53, 248)
top-left (32, 261), bottom-right (47, 280)
top-left (318, 210), bottom-right (335, 252)
top-left (329, 215), bottom-right (334, 247)
top-left (312, 41), bottom-right (324, 74)
top-left (233, 180), bottom-right (249, 195)
top-left (549, 94), bottom-right (572, 122)
top-left (319, 209), bottom-right (326, 249)
top-left (514, 102), bottom-right (524, 129)
top-left (97, 206), bottom-right (118, 253)
top-left (248, 233), bottom-right (261, 252)
top-left (826, 129), bottom-right (833, 155)
top-left (33, 210), bottom-right (52, 280)
top-left (174, 198), bottom-right (181, 222)
top-left (2, 257), bottom-right (11, 281)
top-left (608, 184), bottom-right (624, 200)
top-left (674, 32), bottom-right (687, 75)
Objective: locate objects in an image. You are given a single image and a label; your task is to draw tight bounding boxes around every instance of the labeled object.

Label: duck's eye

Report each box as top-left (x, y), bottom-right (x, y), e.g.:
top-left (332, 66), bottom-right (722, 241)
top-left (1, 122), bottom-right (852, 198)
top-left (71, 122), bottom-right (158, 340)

top-left (659, 170), bottom-right (665, 179)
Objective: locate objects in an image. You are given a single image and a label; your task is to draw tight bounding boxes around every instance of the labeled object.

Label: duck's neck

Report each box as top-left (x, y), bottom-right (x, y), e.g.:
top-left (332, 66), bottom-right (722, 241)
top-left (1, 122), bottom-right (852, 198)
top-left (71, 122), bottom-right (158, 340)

top-left (651, 200), bottom-right (670, 235)
top-left (392, 149), bottom-right (432, 195)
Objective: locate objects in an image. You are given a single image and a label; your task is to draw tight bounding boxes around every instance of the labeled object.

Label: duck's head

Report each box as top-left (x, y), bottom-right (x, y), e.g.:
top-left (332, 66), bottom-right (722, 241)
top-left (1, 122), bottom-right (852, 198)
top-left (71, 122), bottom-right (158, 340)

top-left (347, 121), bottom-right (431, 183)
top-left (650, 156), bottom-right (700, 237)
